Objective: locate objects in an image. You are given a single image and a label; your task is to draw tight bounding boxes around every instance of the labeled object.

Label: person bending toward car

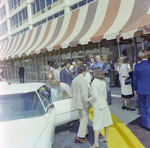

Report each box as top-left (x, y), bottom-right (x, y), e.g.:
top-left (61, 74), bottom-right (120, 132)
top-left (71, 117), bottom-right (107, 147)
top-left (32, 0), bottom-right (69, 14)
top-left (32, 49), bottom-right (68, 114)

top-left (71, 64), bottom-right (90, 143)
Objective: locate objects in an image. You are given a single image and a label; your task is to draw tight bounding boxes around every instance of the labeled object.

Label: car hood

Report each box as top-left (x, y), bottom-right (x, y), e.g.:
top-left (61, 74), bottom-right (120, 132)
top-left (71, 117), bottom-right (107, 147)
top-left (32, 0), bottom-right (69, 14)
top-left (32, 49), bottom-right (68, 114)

top-left (0, 116), bottom-right (48, 148)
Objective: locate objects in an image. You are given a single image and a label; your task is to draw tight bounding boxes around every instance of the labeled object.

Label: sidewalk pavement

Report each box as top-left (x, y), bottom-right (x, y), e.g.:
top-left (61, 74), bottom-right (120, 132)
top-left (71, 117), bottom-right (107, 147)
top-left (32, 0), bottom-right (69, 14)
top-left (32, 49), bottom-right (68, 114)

top-left (109, 87), bottom-right (140, 125)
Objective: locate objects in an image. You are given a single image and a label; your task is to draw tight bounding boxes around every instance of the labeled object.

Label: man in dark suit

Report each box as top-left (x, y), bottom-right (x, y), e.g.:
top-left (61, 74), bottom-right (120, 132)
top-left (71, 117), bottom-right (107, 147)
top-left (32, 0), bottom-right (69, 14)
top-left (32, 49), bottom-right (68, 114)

top-left (133, 50), bottom-right (150, 129)
top-left (60, 61), bottom-right (73, 87)
top-left (19, 65), bottom-right (25, 83)
top-left (147, 48), bottom-right (150, 60)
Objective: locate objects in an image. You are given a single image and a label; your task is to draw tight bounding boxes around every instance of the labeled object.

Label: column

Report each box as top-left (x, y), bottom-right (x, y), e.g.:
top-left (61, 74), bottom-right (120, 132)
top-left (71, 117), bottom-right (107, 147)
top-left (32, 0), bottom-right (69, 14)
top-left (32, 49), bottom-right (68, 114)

top-left (83, 45), bottom-right (85, 64)
top-left (23, 56), bottom-right (26, 81)
top-left (63, 0), bottom-right (71, 14)
top-left (59, 49), bottom-right (61, 66)
top-left (98, 42), bottom-right (101, 57)
top-left (50, 51), bottom-right (52, 61)
top-left (14, 58), bottom-right (17, 80)
top-left (35, 54), bottom-right (38, 81)
top-left (70, 47), bottom-right (72, 60)
top-left (64, 6), bottom-right (70, 14)
top-left (26, 0), bottom-right (34, 30)
top-left (28, 55), bottom-right (32, 81)
top-left (5, 0), bottom-right (11, 39)
top-left (41, 53), bottom-right (45, 82)
top-left (118, 42), bottom-right (120, 57)
top-left (10, 59), bottom-right (13, 80)
top-left (6, 60), bottom-right (9, 80)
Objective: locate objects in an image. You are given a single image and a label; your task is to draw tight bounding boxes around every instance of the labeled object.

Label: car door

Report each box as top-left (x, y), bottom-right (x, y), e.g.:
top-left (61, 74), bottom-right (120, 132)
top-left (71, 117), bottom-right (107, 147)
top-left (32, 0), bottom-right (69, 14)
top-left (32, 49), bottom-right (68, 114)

top-left (38, 85), bottom-right (78, 126)
top-left (53, 97), bottom-right (79, 126)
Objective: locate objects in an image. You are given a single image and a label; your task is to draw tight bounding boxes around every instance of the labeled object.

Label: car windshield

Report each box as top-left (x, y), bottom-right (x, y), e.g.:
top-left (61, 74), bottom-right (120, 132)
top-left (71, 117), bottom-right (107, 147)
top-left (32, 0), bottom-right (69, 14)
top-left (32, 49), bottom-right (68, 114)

top-left (0, 91), bottom-right (45, 121)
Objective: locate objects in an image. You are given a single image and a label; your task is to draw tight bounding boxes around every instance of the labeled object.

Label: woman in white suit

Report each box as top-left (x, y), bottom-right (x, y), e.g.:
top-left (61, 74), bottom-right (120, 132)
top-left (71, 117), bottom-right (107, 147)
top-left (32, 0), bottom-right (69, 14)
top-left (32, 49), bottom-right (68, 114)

top-left (84, 67), bottom-right (113, 148)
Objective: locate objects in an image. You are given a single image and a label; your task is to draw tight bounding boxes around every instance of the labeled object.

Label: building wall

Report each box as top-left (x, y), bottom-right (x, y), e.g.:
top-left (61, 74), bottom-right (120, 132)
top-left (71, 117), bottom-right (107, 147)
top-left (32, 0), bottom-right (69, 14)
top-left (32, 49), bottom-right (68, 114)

top-left (0, 0), bottom-right (96, 42)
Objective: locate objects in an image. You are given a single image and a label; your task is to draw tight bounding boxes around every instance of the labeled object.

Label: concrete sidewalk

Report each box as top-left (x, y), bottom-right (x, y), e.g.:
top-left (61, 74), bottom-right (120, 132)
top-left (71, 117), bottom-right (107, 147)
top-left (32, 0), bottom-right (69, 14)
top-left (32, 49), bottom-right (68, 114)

top-left (110, 87), bottom-right (140, 125)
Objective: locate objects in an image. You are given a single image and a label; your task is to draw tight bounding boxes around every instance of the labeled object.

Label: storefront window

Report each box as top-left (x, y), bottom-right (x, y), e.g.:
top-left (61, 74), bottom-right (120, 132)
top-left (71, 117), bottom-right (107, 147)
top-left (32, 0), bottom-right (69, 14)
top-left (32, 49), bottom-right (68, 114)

top-left (24, 56), bottom-right (30, 81)
top-left (30, 55), bottom-right (37, 81)
top-left (14, 58), bottom-right (19, 80)
top-left (3, 61), bottom-right (8, 79)
top-left (7, 59), bottom-right (12, 80)
top-left (51, 49), bottom-right (60, 64)
top-left (72, 45), bottom-right (84, 62)
top-left (61, 47), bottom-right (71, 64)
top-left (43, 51), bottom-right (51, 82)
top-left (85, 42), bottom-right (99, 64)
top-left (12, 59), bottom-right (15, 79)
top-left (36, 53), bottom-right (44, 82)
top-left (107, 40), bottom-right (118, 86)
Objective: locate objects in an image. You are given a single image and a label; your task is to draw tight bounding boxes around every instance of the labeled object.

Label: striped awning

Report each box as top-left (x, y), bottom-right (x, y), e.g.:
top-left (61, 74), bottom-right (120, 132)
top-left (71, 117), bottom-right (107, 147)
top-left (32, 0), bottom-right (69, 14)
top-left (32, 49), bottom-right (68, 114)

top-left (1, 0), bottom-right (150, 61)
top-left (118, 13), bottom-right (150, 40)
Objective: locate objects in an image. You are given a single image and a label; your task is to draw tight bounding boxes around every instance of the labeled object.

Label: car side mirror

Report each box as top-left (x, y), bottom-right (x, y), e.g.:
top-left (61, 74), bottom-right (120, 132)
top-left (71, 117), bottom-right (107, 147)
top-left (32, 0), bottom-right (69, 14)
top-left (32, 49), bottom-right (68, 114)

top-left (46, 103), bottom-right (54, 112)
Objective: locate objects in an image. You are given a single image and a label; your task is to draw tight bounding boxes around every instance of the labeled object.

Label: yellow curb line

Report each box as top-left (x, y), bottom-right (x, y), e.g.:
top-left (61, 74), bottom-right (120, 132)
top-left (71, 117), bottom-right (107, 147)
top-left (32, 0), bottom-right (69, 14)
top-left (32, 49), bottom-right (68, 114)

top-left (89, 107), bottom-right (144, 148)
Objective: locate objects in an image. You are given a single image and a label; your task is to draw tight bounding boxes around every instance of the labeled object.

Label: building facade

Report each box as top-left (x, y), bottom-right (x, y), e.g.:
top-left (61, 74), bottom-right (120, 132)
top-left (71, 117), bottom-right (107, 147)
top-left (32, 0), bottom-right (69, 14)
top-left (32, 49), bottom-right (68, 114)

top-left (0, 0), bottom-right (150, 85)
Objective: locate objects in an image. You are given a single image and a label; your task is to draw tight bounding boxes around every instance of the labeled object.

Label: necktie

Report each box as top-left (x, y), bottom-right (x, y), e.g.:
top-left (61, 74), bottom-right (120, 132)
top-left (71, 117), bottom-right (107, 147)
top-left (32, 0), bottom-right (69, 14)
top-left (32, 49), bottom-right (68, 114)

top-left (69, 70), bottom-right (72, 75)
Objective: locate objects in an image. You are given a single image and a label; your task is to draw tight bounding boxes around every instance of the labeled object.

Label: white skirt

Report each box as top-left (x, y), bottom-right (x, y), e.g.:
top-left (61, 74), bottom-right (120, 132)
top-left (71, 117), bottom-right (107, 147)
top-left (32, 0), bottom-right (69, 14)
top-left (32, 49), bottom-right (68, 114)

top-left (121, 77), bottom-right (133, 98)
top-left (93, 106), bottom-right (113, 131)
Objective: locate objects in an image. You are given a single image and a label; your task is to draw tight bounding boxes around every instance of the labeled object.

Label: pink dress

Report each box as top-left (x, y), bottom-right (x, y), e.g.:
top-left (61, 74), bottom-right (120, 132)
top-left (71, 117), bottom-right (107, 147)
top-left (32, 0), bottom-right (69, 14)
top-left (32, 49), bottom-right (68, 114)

top-left (47, 66), bottom-right (53, 82)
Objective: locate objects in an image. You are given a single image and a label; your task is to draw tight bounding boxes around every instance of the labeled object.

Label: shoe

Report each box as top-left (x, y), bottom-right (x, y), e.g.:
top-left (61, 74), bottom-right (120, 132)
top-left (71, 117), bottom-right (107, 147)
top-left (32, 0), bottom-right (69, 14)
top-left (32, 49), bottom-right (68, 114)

top-left (135, 106), bottom-right (138, 108)
top-left (75, 137), bottom-right (87, 143)
top-left (127, 108), bottom-right (136, 111)
top-left (99, 138), bottom-right (108, 143)
top-left (122, 106), bottom-right (127, 110)
top-left (89, 144), bottom-right (99, 148)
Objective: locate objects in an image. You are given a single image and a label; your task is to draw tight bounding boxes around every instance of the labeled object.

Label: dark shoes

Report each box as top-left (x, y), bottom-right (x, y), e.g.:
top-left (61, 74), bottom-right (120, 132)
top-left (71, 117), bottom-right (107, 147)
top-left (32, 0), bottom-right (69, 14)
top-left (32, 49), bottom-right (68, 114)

top-left (127, 108), bottom-right (136, 111)
top-left (122, 106), bottom-right (128, 110)
top-left (122, 106), bottom-right (136, 111)
top-left (75, 137), bottom-right (87, 143)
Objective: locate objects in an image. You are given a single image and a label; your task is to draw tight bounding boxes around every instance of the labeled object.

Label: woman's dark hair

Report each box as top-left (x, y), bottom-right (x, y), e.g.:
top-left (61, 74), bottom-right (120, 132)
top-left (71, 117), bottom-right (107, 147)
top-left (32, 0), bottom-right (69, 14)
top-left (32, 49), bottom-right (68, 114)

top-left (90, 56), bottom-right (95, 62)
top-left (123, 56), bottom-right (130, 63)
top-left (94, 67), bottom-right (105, 79)
top-left (77, 64), bottom-right (87, 74)
top-left (54, 64), bottom-right (59, 69)
top-left (48, 61), bottom-right (51, 65)
top-left (64, 61), bottom-right (70, 66)
top-left (51, 62), bottom-right (55, 67)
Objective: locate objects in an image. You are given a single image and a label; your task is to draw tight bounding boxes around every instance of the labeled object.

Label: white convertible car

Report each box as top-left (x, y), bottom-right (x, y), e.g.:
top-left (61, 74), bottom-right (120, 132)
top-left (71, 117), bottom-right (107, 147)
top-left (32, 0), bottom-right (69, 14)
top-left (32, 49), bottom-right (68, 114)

top-left (0, 83), bottom-right (78, 148)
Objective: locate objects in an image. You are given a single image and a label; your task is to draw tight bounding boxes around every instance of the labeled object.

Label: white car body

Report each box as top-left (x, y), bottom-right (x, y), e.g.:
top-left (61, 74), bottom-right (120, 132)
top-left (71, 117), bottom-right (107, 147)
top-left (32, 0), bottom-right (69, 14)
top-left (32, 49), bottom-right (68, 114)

top-left (0, 83), bottom-right (78, 148)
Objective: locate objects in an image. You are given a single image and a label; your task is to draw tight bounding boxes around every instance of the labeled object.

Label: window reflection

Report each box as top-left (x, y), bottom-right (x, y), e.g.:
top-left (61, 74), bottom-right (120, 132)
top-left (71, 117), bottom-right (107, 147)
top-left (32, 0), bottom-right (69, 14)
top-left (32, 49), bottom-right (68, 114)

top-left (72, 45), bottom-right (84, 62)
top-left (61, 47), bottom-right (71, 64)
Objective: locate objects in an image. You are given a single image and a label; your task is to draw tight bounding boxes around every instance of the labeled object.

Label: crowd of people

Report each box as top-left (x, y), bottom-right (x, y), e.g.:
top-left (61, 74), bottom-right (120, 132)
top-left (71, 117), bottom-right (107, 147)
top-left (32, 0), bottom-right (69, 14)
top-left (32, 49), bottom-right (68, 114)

top-left (46, 48), bottom-right (150, 147)
top-left (47, 56), bottom-right (114, 147)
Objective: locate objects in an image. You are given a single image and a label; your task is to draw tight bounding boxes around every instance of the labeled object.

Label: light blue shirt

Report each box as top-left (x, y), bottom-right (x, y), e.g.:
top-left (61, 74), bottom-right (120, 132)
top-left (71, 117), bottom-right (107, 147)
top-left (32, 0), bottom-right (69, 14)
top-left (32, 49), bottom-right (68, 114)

top-left (93, 61), bottom-right (104, 70)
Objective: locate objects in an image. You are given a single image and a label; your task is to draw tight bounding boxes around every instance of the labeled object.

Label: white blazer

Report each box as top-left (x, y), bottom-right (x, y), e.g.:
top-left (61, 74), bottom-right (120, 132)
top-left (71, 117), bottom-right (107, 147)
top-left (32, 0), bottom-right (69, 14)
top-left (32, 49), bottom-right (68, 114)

top-left (89, 78), bottom-right (108, 109)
